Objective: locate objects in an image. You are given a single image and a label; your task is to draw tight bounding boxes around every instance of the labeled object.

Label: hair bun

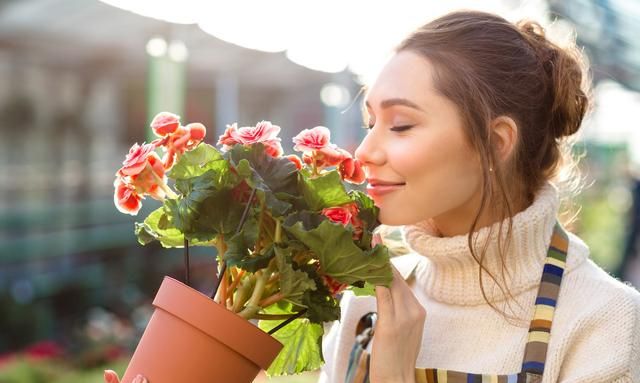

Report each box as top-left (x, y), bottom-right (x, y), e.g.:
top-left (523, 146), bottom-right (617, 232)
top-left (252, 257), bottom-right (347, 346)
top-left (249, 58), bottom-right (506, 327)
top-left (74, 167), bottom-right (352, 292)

top-left (517, 21), bottom-right (590, 139)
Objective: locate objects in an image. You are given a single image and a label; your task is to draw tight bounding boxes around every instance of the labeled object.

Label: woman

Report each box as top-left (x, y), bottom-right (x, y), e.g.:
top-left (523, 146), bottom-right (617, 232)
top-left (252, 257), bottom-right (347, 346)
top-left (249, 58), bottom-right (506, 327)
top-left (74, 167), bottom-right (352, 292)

top-left (319, 10), bottom-right (640, 383)
top-left (105, 10), bottom-right (640, 383)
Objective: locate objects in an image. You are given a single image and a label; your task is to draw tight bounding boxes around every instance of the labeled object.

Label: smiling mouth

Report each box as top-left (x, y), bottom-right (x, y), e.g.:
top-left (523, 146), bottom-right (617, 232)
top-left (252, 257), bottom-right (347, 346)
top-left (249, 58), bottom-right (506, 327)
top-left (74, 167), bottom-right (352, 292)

top-left (369, 182), bottom-right (406, 187)
top-left (366, 183), bottom-right (405, 196)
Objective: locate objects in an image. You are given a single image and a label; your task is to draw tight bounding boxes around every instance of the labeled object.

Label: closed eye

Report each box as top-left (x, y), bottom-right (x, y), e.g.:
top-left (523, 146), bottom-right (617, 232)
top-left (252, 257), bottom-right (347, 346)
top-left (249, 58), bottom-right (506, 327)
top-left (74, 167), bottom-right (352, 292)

top-left (363, 124), bottom-right (414, 132)
top-left (390, 125), bottom-right (414, 132)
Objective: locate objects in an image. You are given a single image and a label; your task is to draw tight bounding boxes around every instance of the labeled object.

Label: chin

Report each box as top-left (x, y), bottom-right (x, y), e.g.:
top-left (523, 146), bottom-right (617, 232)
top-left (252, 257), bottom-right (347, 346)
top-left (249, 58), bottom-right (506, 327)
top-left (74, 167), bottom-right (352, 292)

top-left (377, 210), bottom-right (416, 227)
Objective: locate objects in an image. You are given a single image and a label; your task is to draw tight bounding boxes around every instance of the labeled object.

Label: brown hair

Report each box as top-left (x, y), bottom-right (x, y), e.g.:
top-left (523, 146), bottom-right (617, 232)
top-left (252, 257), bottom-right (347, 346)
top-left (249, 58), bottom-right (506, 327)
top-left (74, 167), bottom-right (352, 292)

top-left (395, 11), bottom-right (590, 319)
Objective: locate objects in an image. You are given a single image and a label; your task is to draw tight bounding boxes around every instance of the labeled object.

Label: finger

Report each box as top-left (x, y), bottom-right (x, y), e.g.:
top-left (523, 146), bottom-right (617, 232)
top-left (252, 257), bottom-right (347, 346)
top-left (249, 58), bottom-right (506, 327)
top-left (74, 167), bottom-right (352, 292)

top-left (132, 375), bottom-right (149, 383)
top-left (389, 264), bottom-right (409, 292)
top-left (375, 285), bottom-right (394, 320)
top-left (371, 232), bottom-right (383, 247)
top-left (388, 264), bottom-right (419, 313)
top-left (104, 370), bottom-right (120, 383)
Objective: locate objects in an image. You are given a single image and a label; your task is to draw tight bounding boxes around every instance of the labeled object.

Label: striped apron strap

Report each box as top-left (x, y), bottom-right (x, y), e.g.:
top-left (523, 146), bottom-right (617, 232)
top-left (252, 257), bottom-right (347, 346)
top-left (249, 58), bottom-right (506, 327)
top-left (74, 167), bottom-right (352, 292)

top-left (521, 222), bottom-right (569, 374)
top-left (345, 312), bottom-right (376, 383)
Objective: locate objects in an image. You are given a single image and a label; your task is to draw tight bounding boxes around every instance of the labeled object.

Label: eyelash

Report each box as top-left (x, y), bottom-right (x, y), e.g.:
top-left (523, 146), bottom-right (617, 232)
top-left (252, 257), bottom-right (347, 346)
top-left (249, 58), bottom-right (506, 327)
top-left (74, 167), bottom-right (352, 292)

top-left (364, 124), bottom-right (414, 132)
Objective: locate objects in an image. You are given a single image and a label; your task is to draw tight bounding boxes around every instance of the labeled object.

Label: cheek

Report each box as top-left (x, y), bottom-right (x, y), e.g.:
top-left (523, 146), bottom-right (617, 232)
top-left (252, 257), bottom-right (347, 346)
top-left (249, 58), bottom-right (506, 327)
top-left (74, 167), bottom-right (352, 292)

top-left (386, 136), bottom-right (482, 222)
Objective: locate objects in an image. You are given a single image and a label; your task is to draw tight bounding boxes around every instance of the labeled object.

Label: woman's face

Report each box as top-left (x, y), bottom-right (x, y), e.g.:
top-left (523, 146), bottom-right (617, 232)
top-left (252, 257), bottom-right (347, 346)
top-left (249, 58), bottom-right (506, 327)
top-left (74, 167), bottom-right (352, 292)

top-left (355, 50), bottom-right (484, 235)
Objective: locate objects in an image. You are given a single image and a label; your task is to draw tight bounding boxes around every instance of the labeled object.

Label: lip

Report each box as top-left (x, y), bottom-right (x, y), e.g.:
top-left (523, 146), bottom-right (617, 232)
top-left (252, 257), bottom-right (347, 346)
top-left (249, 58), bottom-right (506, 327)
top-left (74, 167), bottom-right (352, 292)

top-left (366, 181), bottom-right (405, 197)
top-left (366, 178), bottom-right (406, 186)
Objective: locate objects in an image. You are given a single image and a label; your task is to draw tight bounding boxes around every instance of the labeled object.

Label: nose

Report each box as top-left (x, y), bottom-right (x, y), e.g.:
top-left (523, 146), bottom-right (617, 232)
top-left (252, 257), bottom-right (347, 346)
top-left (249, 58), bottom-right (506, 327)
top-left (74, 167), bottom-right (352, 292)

top-left (355, 126), bottom-right (385, 167)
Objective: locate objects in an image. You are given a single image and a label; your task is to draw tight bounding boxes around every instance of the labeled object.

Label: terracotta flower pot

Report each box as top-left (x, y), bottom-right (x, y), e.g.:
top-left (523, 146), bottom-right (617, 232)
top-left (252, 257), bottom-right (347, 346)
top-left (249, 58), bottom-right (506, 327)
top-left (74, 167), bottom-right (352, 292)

top-left (121, 276), bottom-right (283, 383)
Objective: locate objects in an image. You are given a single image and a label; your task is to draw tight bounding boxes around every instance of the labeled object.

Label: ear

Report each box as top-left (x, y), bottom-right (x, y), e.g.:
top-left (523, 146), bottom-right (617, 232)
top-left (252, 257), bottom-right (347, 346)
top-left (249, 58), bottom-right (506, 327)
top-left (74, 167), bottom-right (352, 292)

top-left (490, 116), bottom-right (518, 162)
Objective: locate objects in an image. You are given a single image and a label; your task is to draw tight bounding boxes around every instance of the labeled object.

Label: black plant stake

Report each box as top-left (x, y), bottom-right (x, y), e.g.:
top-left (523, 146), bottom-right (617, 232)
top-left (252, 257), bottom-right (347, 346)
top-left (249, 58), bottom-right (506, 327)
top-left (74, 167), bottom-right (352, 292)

top-left (268, 309), bottom-right (308, 335)
top-left (210, 187), bottom-right (257, 299)
top-left (184, 238), bottom-right (190, 286)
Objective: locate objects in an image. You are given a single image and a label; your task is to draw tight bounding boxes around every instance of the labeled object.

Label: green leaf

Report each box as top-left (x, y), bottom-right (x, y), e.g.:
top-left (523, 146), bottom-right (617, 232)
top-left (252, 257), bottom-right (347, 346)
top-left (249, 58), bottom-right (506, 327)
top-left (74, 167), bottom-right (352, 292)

top-left (165, 169), bottom-right (246, 238)
top-left (283, 211), bottom-right (326, 232)
top-left (227, 143), bottom-right (298, 195)
top-left (134, 207), bottom-right (212, 247)
top-left (193, 188), bottom-right (246, 236)
top-left (299, 170), bottom-right (352, 211)
top-left (301, 287), bottom-right (341, 323)
top-left (222, 217), bottom-right (275, 272)
top-left (349, 281), bottom-right (376, 297)
top-left (284, 219), bottom-right (393, 286)
top-left (349, 190), bottom-right (379, 230)
top-left (258, 304), bottom-right (325, 376)
top-left (227, 144), bottom-right (298, 216)
top-left (167, 143), bottom-right (228, 180)
top-left (274, 246), bottom-right (317, 306)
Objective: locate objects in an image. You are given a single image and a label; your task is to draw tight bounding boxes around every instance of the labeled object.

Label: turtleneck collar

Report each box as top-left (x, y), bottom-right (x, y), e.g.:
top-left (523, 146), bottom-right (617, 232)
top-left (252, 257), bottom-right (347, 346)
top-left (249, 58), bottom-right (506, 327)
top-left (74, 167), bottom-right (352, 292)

top-left (401, 182), bottom-right (588, 306)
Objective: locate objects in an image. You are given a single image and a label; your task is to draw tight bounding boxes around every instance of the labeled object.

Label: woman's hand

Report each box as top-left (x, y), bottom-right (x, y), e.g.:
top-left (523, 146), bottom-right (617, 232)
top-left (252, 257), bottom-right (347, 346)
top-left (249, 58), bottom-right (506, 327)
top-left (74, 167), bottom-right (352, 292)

top-left (104, 370), bottom-right (148, 383)
top-left (369, 235), bottom-right (426, 383)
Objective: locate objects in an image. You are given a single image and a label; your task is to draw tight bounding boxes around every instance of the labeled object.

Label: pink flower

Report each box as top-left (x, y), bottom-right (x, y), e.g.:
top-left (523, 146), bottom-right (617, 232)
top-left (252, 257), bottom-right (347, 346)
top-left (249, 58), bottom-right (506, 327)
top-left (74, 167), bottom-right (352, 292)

top-left (316, 145), bottom-right (349, 167)
top-left (129, 152), bottom-right (166, 200)
top-left (150, 112), bottom-right (180, 137)
top-left (117, 143), bottom-right (166, 199)
top-left (292, 126), bottom-right (331, 152)
top-left (217, 123), bottom-right (241, 149)
top-left (159, 123), bottom-right (207, 169)
top-left (322, 206), bottom-right (353, 226)
top-left (217, 121), bottom-right (282, 157)
top-left (286, 154), bottom-right (303, 170)
top-left (114, 177), bottom-right (142, 215)
top-left (263, 139), bottom-right (284, 157)
top-left (114, 142), bottom-right (170, 215)
top-left (314, 262), bottom-right (349, 297)
top-left (118, 143), bottom-right (157, 177)
top-left (301, 145), bottom-right (350, 171)
top-left (322, 203), bottom-right (364, 241)
top-left (321, 275), bottom-right (348, 297)
top-left (233, 120), bottom-right (281, 145)
top-left (186, 122), bottom-right (206, 142)
top-left (339, 157), bottom-right (366, 184)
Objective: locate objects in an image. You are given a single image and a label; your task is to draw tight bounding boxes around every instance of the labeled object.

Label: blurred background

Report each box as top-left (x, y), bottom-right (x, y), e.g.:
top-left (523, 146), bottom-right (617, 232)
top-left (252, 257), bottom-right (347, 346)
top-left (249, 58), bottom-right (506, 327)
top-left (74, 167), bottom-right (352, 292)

top-left (0, 0), bottom-right (639, 382)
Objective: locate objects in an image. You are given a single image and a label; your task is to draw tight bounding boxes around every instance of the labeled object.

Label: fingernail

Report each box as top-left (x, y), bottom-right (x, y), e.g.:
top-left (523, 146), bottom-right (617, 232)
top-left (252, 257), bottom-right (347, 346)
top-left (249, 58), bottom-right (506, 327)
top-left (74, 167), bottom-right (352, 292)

top-left (133, 374), bottom-right (147, 383)
top-left (104, 370), bottom-right (117, 383)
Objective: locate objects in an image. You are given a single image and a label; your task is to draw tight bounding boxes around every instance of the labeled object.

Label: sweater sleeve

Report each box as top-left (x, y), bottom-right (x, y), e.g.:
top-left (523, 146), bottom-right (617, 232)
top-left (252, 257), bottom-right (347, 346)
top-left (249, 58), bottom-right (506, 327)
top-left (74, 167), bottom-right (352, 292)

top-left (556, 284), bottom-right (640, 383)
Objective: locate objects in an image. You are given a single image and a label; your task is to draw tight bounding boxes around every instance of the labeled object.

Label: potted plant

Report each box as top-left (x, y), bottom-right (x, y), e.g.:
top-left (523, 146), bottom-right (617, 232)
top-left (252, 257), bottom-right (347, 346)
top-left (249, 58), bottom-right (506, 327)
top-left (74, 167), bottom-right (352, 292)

top-left (112, 112), bottom-right (393, 382)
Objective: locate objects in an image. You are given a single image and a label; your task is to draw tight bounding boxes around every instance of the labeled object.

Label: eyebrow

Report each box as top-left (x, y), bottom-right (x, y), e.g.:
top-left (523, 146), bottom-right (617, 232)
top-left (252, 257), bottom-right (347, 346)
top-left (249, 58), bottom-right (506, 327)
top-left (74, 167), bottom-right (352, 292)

top-left (364, 98), bottom-right (424, 112)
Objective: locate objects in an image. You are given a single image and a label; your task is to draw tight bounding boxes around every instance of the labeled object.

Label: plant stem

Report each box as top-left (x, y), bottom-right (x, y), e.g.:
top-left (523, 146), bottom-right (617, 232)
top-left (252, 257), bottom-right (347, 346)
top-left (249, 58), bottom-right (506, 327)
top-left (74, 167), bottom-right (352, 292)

top-left (238, 270), bottom-right (269, 319)
top-left (230, 266), bottom-right (239, 280)
top-left (274, 219), bottom-right (282, 244)
top-left (261, 217), bottom-right (275, 242)
top-left (210, 187), bottom-right (256, 300)
top-left (220, 267), bottom-right (228, 305)
top-left (310, 151), bottom-right (319, 177)
top-left (258, 292), bottom-right (285, 308)
top-left (266, 273), bottom-right (280, 285)
top-left (232, 276), bottom-right (252, 313)
top-left (227, 287), bottom-right (234, 309)
top-left (147, 164), bottom-right (178, 199)
top-left (226, 269), bottom-right (246, 296)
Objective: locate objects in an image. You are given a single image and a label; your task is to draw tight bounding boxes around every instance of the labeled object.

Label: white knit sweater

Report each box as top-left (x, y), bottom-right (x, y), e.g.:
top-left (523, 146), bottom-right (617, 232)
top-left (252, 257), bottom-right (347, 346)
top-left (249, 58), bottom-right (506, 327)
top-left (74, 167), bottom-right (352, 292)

top-left (318, 183), bottom-right (640, 382)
